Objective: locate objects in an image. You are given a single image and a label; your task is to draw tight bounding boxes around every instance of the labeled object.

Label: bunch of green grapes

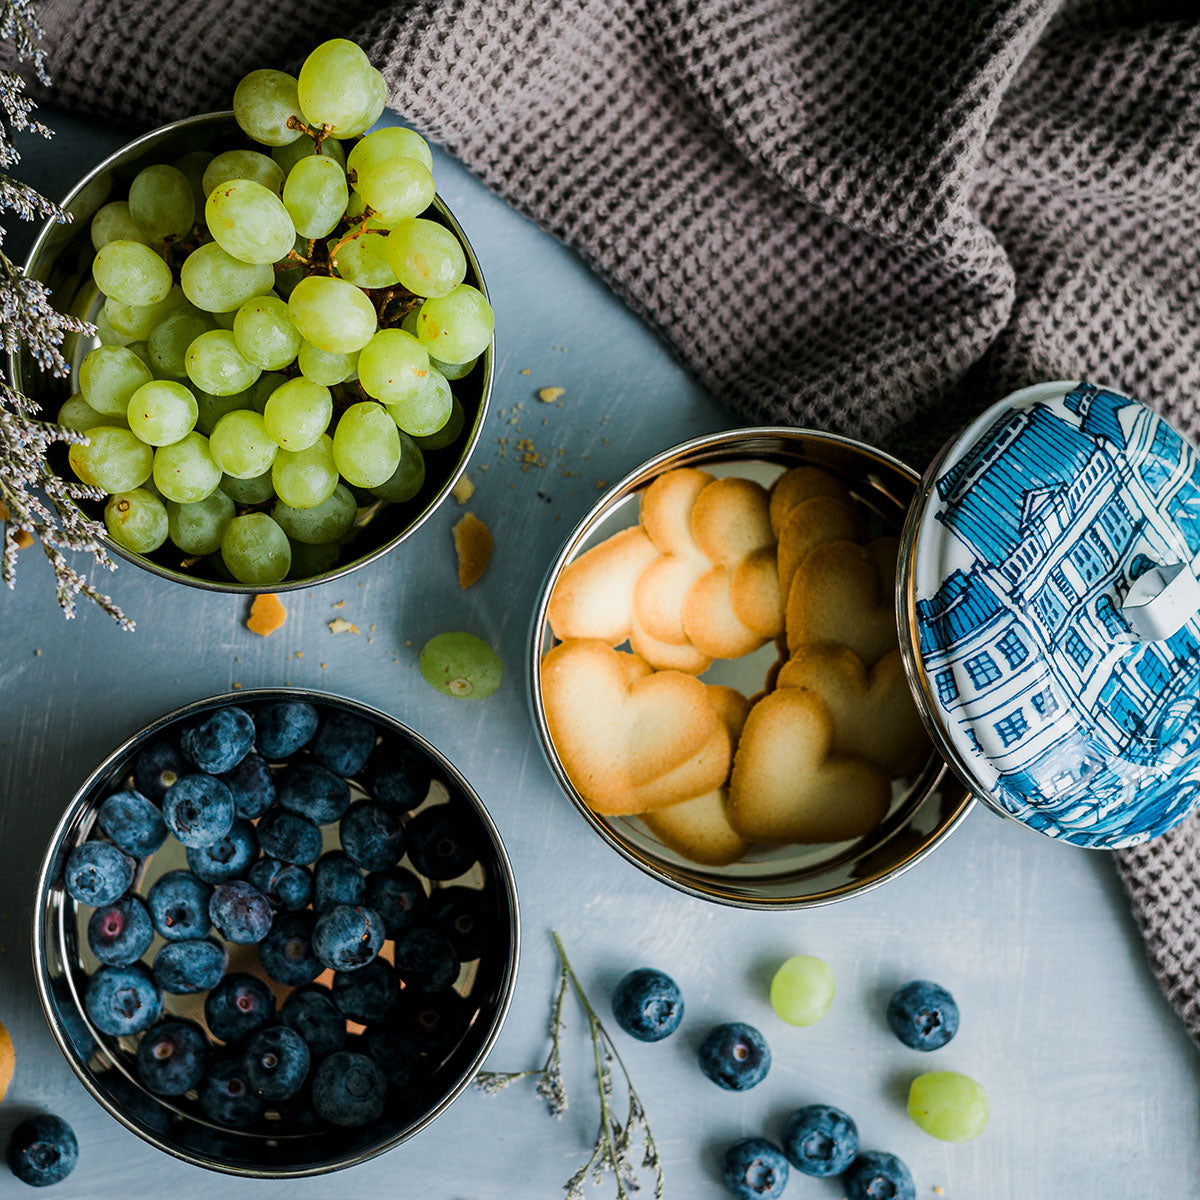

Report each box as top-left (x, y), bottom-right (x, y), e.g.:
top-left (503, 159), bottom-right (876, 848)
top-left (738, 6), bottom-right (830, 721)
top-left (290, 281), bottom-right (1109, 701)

top-left (68, 38), bottom-right (493, 587)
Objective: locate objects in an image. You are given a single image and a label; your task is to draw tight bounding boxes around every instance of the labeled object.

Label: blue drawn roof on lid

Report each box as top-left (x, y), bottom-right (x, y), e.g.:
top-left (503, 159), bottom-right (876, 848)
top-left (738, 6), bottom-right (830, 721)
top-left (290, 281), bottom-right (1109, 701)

top-left (915, 568), bottom-right (1004, 655)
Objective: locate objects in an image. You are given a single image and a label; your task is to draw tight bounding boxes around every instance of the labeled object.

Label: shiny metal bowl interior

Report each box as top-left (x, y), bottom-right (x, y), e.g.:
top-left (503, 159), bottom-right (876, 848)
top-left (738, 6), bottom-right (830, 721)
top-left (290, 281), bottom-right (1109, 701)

top-left (33, 688), bottom-right (519, 1177)
top-left (12, 112), bottom-right (494, 593)
top-left (529, 427), bottom-right (974, 909)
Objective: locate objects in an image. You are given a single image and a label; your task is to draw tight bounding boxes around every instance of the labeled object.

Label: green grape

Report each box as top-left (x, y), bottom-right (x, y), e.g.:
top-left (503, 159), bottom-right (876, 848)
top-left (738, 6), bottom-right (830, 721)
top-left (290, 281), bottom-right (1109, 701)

top-left (332, 401), bottom-right (400, 487)
top-left (194, 387), bottom-right (252, 435)
top-left (103, 284), bottom-right (192, 340)
top-left (263, 376), bottom-right (332, 450)
top-left (328, 220), bottom-right (396, 288)
top-left (363, 70), bottom-right (389, 137)
top-left (385, 218), bottom-right (466, 298)
top-left (147, 311), bottom-right (214, 379)
top-left (907, 1072), bottom-right (989, 1143)
top-left (180, 242), bottom-right (274, 313)
top-left (415, 284), bottom-right (493, 363)
top-left (399, 307), bottom-right (420, 337)
top-left (104, 488), bottom-right (168, 553)
top-left (233, 295), bottom-right (301, 370)
top-left (288, 538), bottom-right (340, 578)
top-left (429, 352), bottom-right (478, 381)
top-left (128, 164), bottom-right (195, 242)
top-left (352, 155), bottom-right (434, 226)
top-left (78, 345), bottom-right (152, 417)
top-left (297, 339), bottom-right (358, 385)
top-left (413, 394), bottom-right (464, 450)
top-left (419, 632), bottom-right (502, 699)
top-left (385, 366), bottom-right (451, 437)
top-left (185, 329), bottom-right (262, 396)
top-left (346, 124), bottom-right (433, 178)
top-left (356, 328), bottom-right (429, 405)
top-left (272, 433), bottom-right (338, 509)
top-left (91, 201), bottom-right (149, 251)
top-left (233, 68), bottom-right (304, 146)
top-left (297, 39), bottom-right (386, 139)
top-left (211, 308), bottom-right (238, 330)
top-left (769, 955), bottom-right (835, 1026)
top-left (126, 341), bottom-right (152, 368)
top-left (126, 380), bottom-right (199, 446)
top-left (272, 483), bottom-right (356, 544)
top-left (209, 409), bottom-right (278, 478)
top-left (202, 149), bottom-right (285, 198)
top-left (69, 426), bottom-right (153, 494)
top-left (206, 178), bottom-right (297, 265)
top-left (167, 489), bottom-right (235, 555)
top-left (288, 275), bottom-right (377, 353)
top-left (368, 430), bottom-right (424, 502)
top-left (249, 371), bottom-right (287, 412)
top-left (93, 240), bottom-right (172, 307)
top-left (174, 150), bottom-right (214, 211)
top-left (272, 134), bottom-right (345, 175)
top-left (221, 470), bottom-right (275, 505)
top-left (58, 394), bottom-right (116, 434)
top-left (221, 512), bottom-right (291, 585)
top-left (283, 154), bottom-right (348, 238)
top-left (153, 432), bottom-right (222, 503)
top-left (95, 306), bottom-right (136, 346)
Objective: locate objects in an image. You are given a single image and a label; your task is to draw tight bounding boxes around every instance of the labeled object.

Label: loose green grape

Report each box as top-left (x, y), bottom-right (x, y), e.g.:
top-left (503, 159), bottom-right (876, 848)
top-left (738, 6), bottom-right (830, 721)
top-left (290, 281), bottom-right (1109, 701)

top-left (272, 135), bottom-right (345, 175)
top-left (202, 149), bottom-right (285, 198)
top-left (288, 275), bottom-right (377, 354)
top-left (297, 339), bottom-right (358, 385)
top-left (385, 218), bottom-right (466, 298)
top-left (69, 427), bottom-right (154, 494)
top-left (185, 329), bottom-right (261, 396)
top-left (385, 366), bottom-right (452, 437)
top-left (167, 489), bottom-right (235, 555)
top-left (221, 513), bottom-right (291, 585)
top-left (332, 401), bottom-right (400, 488)
top-left (283, 154), bottom-right (348, 238)
top-left (209, 409), bottom-right (278, 478)
top-left (288, 539), bottom-right (340, 578)
top-left (248, 371), bottom-right (287, 412)
top-left (104, 488), bottom-right (168, 553)
top-left (416, 284), bottom-right (493, 363)
top-left (429, 352), bottom-right (478, 381)
top-left (91, 201), bottom-right (150, 251)
top-left (297, 39), bottom-right (386, 139)
top-left (272, 433), bottom-right (338, 509)
top-left (174, 151), bottom-right (214, 211)
top-left (233, 295), bottom-right (301, 370)
top-left (356, 328), bottom-right (429, 405)
top-left (93, 240), bottom-right (172, 307)
top-left (205, 178), bottom-right (296, 265)
top-left (58, 394), bottom-right (115, 434)
top-left (194, 388), bottom-right (252, 435)
top-left (79, 345), bottom-right (153, 417)
top-left (148, 311), bottom-right (214, 380)
top-left (128, 164), bottom-right (195, 242)
top-left (769, 955), bottom-right (835, 1027)
top-left (126, 380), bottom-right (199, 446)
top-left (907, 1072), bottom-right (989, 1143)
top-left (346, 124), bottom-right (433, 178)
top-left (328, 220), bottom-right (396, 288)
top-left (413, 394), bottom-right (464, 450)
top-left (221, 470), bottom-right (275, 505)
top-left (263, 376), bottom-right (332, 450)
top-left (368, 431), bottom-right (424, 502)
top-left (180, 242), bottom-right (274, 312)
top-left (233, 68), bottom-right (304, 146)
top-left (352, 155), bottom-right (434, 226)
top-left (153, 432), bottom-right (222, 503)
top-left (419, 632), bottom-right (502, 699)
top-left (273, 483), bottom-right (356, 544)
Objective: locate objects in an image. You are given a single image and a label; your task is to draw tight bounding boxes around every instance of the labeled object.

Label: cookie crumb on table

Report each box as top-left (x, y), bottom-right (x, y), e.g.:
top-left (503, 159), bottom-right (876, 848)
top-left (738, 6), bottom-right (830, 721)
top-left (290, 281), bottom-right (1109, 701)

top-left (452, 475), bottom-right (475, 504)
top-left (328, 618), bottom-right (359, 635)
top-left (453, 512), bottom-right (492, 589)
top-left (246, 593), bottom-right (287, 637)
top-left (538, 386), bottom-right (564, 402)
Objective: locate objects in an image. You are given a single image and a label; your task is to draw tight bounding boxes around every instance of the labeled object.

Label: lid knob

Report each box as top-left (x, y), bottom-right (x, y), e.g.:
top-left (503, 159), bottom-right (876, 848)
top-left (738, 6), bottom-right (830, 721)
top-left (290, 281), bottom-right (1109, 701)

top-left (1121, 562), bottom-right (1200, 641)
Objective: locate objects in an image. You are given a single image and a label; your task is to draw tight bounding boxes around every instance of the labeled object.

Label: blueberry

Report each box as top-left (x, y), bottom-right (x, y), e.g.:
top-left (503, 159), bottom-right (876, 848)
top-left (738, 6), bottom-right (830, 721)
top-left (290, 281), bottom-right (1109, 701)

top-left (147, 869), bottom-right (212, 941)
top-left (256, 808), bottom-right (322, 864)
top-left (401, 989), bottom-right (467, 1053)
top-left (279, 984), bottom-right (346, 1058)
top-left (844, 1152), bottom-right (916, 1200)
top-left (84, 963), bottom-right (162, 1036)
top-left (209, 880), bottom-right (273, 944)
top-left (218, 753), bottom-right (275, 820)
top-left (721, 1137), bottom-right (789, 1200)
top-left (199, 1054), bottom-right (264, 1127)
top-left (312, 904), bottom-right (384, 971)
top-left (254, 700), bottom-right (319, 759)
top-left (137, 1018), bottom-right (209, 1095)
top-left (205, 972), bottom-right (276, 1043)
top-left (367, 745), bottom-right (431, 810)
top-left (181, 705), bottom-right (255, 774)
top-left (699, 1022), bottom-right (771, 1091)
top-left (162, 774), bottom-right (235, 848)
top-left (611, 968), bottom-right (683, 1042)
top-left (64, 841), bottom-right (134, 907)
top-left (364, 1027), bottom-right (422, 1090)
top-left (406, 805), bottom-right (478, 880)
top-left (133, 739), bottom-right (186, 802)
top-left (6, 1114), bottom-right (78, 1187)
top-left (248, 857), bottom-right (313, 911)
top-left (313, 851), bottom-right (366, 913)
top-left (340, 802), bottom-right (405, 871)
top-left (87, 895), bottom-right (153, 966)
top-left (393, 926), bottom-right (459, 991)
top-left (259, 911), bottom-right (321, 986)
top-left (426, 887), bottom-right (490, 959)
top-left (782, 1104), bottom-right (859, 1177)
top-left (185, 818), bottom-right (257, 883)
top-left (279, 761), bottom-right (351, 825)
top-left (153, 938), bottom-right (227, 994)
top-left (364, 867), bottom-right (426, 938)
top-left (97, 788), bottom-right (167, 857)
top-left (310, 710), bottom-right (376, 776)
top-left (886, 980), bottom-right (959, 1052)
top-left (332, 960), bottom-right (400, 1024)
top-left (311, 1051), bottom-right (385, 1128)
top-left (243, 1026), bottom-right (311, 1101)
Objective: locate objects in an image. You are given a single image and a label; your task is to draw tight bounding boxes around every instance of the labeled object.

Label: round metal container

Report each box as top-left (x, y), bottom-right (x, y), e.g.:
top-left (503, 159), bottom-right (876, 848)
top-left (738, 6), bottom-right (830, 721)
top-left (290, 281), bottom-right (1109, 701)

top-left (11, 112), bottom-right (494, 593)
top-left (529, 427), bottom-right (973, 908)
top-left (34, 688), bottom-right (519, 1177)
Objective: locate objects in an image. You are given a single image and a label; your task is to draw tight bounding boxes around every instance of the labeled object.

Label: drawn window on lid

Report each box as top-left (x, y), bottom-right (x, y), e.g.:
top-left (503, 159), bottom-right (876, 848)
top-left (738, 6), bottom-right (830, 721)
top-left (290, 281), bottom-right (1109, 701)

top-left (1070, 536), bottom-right (1104, 584)
top-left (935, 669), bottom-right (958, 706)
top-left (1095, 595), bottom-right (1126, 637)
top-left (997, 630), bottom-right (1028, 669)
top-left (1065, 631), bottom-right (1092, 669)
top-left (994, 709), bottom-right (1029, 748)
top-left (1031, 687), bottom-right (1059, 717)
top-left (964, 652), bottom-right (1001, 689)
top-left (1052, 567), bottom-right (1078, 603)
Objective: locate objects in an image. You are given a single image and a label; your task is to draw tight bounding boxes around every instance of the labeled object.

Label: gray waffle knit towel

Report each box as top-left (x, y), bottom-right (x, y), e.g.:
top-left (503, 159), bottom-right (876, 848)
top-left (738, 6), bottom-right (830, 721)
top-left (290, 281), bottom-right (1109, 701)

top-left (15, 0), bottom-right (1200, 1042)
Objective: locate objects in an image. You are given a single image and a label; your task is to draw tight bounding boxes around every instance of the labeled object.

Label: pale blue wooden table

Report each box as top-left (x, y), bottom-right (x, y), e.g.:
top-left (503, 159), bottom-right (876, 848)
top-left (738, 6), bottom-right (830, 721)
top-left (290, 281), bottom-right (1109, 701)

top-left (1, 109), bottom-right (1197, 1198)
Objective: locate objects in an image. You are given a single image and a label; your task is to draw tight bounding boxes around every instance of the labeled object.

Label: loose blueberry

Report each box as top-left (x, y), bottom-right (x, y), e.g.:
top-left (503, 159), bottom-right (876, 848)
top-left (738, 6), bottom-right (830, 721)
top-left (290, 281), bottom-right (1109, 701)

top-left (133, 739), bottom-right (186, 802)
top-left (6, 1114), bottom-right (78, 1187)
top-left (181, 705), bottom-right (255, 774)
top-left (243, 1025), bottom-right (311, 1101)
top-left (364, 867), bottom-right (426, 938)
top-left (611, 968), bottom-right (683, 1042)
top-left (97, 789), bottom-right (167, 857)
top-left (401, 988), bottom-right (467, 1053)
top-left (209, 880), bottom-right (273, 944)
top-left (259, 911), bottom-right (321, 986)
top-left (698, 1022), bottom-right (771, 1091)
top-left (153, 938), bottom-right (227, 994)
top-left (254, 700), bottom-right (319, 759)
top-left (185, 818), bottom-right (257, 884)
top-left (406, 805), bottom-right (478, 880)
top-left (279, 984), bottom-right (346, 1058)
top-left (162, 774), bottom-right (235, 848)
top-left (310, 710), bottom-right (376, 776)
top-left (137, 1018), bottom-right (209, 1096)
top-left (332, 960), bottom-right (400, 1024)
top-left (84, 963), bottom-right (162, 1036)
top-left (64, 842), bottom-right (134, 907)
top-left (311, 1050), bottom-right (385, 1128)
top-left (256, 808), bottom-right (322, 865)
top-left (248, 857), bottom-right (313, 911)
top-left (312, 904), bottom-right (384, 972)
top-left (313, 850), bottom-right (366, 914)
top-left (146, 869), bottom-right (212, 941)
top-left (887, 980), bottom-right (959, 1052)
top-left (199, 1054), bottom-right (264, 1127)
top-left (339, 802), bottom-right (405, 872)
top-left (721, 1137), bottom-right (789, 1200)
top-left (218, 752), bottom-right (275, 820)
top-left (392, 926), bottom-right (459, 991)
top-left (364, 1027), bottom-right (422, 1090)
top-left (204, 972), bottom-right (276, 1044)
top-left (366, 745), bottom-right (431, 810)
top-left (87, 895), bottom-right (154, 966)
top-left (279, 761), bottom-right (351, 825)
top-left (782, 1104), bottom-right (859, 1177)
top-left (844, 1152), bottom-right (916, 1200)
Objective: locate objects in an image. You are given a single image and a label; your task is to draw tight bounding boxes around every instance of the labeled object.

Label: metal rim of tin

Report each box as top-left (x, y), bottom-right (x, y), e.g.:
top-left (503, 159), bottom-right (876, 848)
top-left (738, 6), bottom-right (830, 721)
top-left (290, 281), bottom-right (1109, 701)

top-left (528, 425), bottom-right (975, 909)
top-left (32, 687), bottom-right (521, 1178)
top-left (10, 112), bottom-right (495, 595)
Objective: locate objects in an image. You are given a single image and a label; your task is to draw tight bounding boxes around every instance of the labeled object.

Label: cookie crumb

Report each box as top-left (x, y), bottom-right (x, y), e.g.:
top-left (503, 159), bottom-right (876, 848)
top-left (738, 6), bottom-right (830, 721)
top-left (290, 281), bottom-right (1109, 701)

top-left (33, 648), bottom-right (41, 656)
top-left (295, 650), bottom-right (303, 659)
top-left (538, 386), bottom-right (564, 403)
top-left (520, 368), bottom-right (530, 375)
top-left (453, 512), bottom-right (493, 589)
top-left (320, 662), bottom-right (328, 669)
top-left (328, 618), bottom-right (359, 635)
top-left (233, 682), bottom-right (242, 689)
top-left (332, 599), bottom-right (345, 608)
top-left (247, 593), bottom-right (287, 637)
top-left (451, 475), bottom-right (475, 504)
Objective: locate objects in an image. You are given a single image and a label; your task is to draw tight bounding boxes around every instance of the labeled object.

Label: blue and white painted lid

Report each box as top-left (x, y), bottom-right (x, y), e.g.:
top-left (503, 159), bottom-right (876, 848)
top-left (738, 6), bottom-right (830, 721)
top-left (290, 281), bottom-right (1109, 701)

top-left (901, 381), bottom-right (1200, 849)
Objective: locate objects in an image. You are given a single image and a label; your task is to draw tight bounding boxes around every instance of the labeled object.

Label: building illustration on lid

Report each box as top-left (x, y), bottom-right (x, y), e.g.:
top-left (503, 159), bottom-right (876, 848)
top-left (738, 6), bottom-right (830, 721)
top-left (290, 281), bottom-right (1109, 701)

top-left (916, 383), bottom-right (1200, 847)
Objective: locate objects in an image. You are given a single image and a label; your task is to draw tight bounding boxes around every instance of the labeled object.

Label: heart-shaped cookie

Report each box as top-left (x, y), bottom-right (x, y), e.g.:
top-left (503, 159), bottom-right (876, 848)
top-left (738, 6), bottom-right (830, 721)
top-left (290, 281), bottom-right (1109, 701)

top-left (630, 612), bottom-right (714, 674)
top-left (641, 787), bottom-right (750, 866)
top-left (731, 547), bottom-right (784, 638)
top-left (769, 466), bottom-right (852, 537)
top-left (691, 477), bottom-right (774, 565)
top-left (777, 495), bottom-right (863, 599)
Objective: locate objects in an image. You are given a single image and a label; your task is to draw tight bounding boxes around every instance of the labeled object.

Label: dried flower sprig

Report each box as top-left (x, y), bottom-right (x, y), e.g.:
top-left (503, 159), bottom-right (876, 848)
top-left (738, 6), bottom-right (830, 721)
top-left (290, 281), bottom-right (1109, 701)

top-left (476, 932), bottom-right (664, 1199)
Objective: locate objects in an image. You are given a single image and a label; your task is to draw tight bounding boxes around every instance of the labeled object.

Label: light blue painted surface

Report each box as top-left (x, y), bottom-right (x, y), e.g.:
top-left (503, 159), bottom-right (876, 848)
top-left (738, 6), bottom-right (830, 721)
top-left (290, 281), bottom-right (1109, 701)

top-left (0, 110), bottom-right (1198, 1198)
